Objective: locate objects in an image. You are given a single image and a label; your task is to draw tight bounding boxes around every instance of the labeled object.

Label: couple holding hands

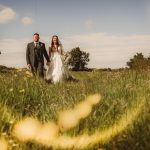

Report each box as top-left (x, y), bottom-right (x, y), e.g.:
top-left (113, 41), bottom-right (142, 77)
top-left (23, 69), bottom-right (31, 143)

top-left (26, 33), bottom-right (74, 83)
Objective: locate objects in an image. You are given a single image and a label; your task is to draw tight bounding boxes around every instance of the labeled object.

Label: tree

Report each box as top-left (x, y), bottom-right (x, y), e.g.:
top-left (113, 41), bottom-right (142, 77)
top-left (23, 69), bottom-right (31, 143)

top-left (127, 53), bottom-right (150, 70)
top-left (64, 47), bottom-right (90, 71)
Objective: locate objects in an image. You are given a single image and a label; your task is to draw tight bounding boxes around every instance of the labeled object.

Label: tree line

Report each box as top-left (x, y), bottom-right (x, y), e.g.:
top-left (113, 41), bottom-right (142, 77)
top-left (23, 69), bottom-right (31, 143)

top-left (65, 47), bottom-right (150, 71)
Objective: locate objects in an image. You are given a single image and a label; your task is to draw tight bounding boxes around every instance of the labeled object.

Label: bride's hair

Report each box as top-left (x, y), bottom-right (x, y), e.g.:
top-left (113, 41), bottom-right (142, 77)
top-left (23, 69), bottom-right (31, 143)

top-left (51, 35), bottom-right (60, 48)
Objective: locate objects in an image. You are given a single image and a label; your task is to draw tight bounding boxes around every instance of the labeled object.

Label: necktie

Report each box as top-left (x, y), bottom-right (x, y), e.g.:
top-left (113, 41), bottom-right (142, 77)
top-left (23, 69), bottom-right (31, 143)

top-left (34, 42), bottom-right (39, 64)
top-left (35, 42), bottom-right (38, 48)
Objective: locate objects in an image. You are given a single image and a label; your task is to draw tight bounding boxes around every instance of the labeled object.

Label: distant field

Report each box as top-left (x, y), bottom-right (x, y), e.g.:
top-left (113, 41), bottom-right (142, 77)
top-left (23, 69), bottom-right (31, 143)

top-left (0, 66), bottom-right (150, 150)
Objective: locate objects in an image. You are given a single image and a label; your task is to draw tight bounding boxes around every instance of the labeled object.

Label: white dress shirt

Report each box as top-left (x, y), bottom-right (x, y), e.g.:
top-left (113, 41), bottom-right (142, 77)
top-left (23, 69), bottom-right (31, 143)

top-left (34, 41), bottom-right (39, 47)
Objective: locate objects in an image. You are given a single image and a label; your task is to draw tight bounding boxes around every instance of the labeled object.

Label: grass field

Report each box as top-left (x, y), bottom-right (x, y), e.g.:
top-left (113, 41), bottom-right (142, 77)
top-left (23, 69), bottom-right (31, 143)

top-left (0, 66), bottom-right (150, 150)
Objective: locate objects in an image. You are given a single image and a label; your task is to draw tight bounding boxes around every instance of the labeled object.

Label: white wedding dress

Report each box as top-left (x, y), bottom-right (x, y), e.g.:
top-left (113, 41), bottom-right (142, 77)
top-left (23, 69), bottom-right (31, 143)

top-left (46, 46), bottom-right (70, 83)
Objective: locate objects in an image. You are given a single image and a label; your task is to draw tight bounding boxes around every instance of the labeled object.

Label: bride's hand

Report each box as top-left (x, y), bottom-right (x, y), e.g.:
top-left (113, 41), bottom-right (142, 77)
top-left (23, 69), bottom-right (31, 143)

top-left (46, 62), bottom-right (50, 66)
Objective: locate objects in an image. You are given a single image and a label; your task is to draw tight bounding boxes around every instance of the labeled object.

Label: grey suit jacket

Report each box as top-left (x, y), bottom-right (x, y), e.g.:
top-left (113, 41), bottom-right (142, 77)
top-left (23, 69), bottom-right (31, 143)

top-left (26, 42), bottom-right (50, 68)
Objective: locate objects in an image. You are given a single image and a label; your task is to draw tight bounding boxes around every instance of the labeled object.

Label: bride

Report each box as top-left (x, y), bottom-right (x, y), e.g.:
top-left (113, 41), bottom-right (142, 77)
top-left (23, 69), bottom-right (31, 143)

top-left (46, 35), bottom-right (75, 83)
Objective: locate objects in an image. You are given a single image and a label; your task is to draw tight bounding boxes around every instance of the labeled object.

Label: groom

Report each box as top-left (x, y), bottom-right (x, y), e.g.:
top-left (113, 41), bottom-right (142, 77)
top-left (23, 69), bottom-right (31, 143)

top-left (26, 33), bottom-right (50, 78)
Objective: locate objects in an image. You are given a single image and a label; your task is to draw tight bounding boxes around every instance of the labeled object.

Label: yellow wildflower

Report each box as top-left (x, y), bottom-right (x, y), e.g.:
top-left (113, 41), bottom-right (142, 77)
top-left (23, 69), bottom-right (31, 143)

top-left (19, 89), bottom-right (25, 93)
top-left (9, 88), bottom-right (13, 92)
top-left (25, 71), bottom-right (33, 77)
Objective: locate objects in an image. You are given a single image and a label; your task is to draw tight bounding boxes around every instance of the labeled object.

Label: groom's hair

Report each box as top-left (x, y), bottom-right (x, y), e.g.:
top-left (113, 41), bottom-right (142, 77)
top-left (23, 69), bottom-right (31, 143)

top-left (33, 33), bottom-right (39, 36)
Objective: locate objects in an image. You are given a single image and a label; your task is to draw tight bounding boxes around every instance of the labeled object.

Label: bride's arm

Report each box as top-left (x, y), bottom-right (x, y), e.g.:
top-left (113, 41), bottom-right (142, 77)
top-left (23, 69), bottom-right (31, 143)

top-left (60, 44), bottom-right (66, 56)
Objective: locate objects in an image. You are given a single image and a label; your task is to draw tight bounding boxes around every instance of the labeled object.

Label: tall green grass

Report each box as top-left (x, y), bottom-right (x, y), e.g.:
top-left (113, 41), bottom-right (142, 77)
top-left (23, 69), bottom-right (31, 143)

top-left (0, 68), bottom-right (150, 150)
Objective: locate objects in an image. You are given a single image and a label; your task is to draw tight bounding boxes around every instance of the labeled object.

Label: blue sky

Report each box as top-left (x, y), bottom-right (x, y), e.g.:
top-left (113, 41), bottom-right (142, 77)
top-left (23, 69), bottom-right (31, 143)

top-left (0, 0), bottom-right (150, 68)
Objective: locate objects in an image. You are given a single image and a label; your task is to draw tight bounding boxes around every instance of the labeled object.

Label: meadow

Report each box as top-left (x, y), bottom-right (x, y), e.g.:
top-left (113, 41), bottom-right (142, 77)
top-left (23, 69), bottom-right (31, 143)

top-left (0, 66), bottom-right (150, 150)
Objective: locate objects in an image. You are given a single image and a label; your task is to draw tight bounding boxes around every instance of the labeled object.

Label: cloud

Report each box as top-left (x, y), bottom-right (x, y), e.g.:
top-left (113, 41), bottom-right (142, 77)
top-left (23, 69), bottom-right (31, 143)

top-left (0, 33), bottom-right (150, 68)
top-left (84, 19), bottom-right (94, 29)
top-left (21, 16), bottom-right (33, 25)
top-left (0, 5), bottom-right (16, 24)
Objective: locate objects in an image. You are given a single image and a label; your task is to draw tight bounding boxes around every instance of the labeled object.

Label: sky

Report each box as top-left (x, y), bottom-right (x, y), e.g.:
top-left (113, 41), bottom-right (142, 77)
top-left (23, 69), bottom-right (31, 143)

top-left (0, 0), bottom-right (150, 68)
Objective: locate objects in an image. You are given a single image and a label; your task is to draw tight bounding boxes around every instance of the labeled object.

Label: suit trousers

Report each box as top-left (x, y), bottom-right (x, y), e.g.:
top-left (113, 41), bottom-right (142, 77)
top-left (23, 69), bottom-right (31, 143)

top-left (32, 62), bottom-right (44, 78)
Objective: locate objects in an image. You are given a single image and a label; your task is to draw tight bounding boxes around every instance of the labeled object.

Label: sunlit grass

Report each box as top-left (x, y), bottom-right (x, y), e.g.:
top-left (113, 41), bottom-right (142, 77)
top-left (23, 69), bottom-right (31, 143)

top-left (0, 67), bottom-right (150, 150)
top-left (0, 137), bottom-right (7, 150)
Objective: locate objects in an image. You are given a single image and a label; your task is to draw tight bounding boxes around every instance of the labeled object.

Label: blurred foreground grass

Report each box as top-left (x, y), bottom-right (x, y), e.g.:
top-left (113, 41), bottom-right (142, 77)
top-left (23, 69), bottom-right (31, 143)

top-left (0, 66), bottom-right (150, 150)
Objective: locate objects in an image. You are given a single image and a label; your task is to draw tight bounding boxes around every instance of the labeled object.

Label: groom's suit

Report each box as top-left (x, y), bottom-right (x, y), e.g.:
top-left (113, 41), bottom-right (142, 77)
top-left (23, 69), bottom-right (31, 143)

top-left (26, 41), bottom-right (50, 77)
